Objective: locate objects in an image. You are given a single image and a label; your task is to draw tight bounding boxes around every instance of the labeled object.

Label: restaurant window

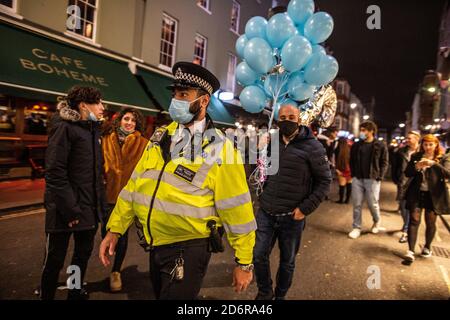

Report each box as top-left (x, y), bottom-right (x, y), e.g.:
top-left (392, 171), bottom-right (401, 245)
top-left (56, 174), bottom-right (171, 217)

top-left (159, 13), bottom-right (178, 70)
top-left (193, 34), bottom-right (207, 67)
top-left (226, 53), bottom-right (237, 93)
top-left (67, 0), bottom-right (98, 40)
top-left (0, 95), bottom-right (15, 134)
top-left (23, 103), bottom-right (54, 136)
top-left (197, 0), bottom-right (211, 13)
top-left (230, 0), bottom-right (240, 34)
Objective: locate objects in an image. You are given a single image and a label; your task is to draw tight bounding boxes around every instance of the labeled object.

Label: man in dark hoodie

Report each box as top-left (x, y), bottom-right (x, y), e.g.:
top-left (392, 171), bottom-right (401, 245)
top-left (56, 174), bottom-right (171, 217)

top-left (254, 103), bottom-right (332, 300)
top-left (40, 86), bottom-right (105, 300)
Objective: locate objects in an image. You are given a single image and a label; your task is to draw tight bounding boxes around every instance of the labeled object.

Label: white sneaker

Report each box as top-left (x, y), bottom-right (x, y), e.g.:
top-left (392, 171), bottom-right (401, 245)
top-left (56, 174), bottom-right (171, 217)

top-left (371, 222), bottom-right (385, 234)
top-left (348, 228), bottom-right (361, 239)
top-left (404, 250), bottom-right (415, 262)
top-left (421, 247), bottom-right (432, 258)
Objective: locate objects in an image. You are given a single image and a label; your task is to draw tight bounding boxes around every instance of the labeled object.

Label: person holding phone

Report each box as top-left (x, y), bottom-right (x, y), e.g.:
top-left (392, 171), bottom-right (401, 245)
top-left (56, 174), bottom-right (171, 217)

top-left (403, 134), bottom-right (450, 262)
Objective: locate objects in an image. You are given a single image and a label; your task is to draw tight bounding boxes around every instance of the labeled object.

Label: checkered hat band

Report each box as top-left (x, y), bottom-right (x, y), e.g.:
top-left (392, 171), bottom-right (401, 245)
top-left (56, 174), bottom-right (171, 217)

top-left (175, 69), bottom-right (213, 95)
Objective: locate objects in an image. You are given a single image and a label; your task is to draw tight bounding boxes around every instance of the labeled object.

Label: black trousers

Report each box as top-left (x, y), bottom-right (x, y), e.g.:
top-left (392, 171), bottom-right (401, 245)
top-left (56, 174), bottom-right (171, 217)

top-left (40, 228), bottom-right (97, 300)
top-left (149, 238), bottom-right (211, 300)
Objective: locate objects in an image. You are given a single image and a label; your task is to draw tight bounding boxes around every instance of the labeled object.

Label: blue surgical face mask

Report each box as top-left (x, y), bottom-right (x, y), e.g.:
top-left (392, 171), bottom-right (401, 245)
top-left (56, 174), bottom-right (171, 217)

top-left (169, 96), bottom-right (202, 124)
top-left (359, 132), bottom-right (367, 140)
top-left (88, 112), bottom-right (98, 122)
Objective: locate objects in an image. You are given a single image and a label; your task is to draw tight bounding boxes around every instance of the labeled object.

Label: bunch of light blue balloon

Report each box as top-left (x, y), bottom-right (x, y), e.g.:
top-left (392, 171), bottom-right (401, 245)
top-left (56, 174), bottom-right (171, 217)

top-left (236, 0), bottom-right (339, 126)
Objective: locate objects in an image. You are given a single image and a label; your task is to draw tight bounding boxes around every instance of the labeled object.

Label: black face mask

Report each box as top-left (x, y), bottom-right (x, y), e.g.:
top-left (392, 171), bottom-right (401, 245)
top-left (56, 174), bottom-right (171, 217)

top-left (189, 98), bottom-right (204, 123)
top-left (278, 120), bottom-right (299, 137)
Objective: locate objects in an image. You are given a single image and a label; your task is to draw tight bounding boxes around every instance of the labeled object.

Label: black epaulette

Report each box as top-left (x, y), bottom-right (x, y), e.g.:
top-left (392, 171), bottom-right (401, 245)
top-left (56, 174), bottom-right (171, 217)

top-left (150, 127), bottom-right (168, 145)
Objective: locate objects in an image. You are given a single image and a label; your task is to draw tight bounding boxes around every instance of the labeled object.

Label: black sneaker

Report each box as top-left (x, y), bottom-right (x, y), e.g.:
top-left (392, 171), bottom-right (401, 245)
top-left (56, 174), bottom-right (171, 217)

top-left (255, 291), bottom-right (274, 300)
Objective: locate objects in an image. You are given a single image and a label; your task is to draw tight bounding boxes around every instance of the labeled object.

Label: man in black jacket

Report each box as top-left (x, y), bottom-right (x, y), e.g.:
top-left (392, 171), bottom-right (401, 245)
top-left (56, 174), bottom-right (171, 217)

top-left (40, 86), bottom-right (105, 300)
top-left (254, 104), bottom-right (332, 300)
top-left (391, 131), bottom-right (421, 243)
top-left (348, 121), bottom-right (389, 239)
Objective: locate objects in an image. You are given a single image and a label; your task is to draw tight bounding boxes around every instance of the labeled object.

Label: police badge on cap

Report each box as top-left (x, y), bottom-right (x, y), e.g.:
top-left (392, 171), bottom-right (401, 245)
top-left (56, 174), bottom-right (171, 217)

top-left (167, 62), bottom-right (221, 96)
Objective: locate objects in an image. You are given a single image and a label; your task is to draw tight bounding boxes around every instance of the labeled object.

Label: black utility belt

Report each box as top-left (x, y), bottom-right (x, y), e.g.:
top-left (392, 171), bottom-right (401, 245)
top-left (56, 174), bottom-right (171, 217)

top-left (152, 237), bottom-right (209, 250)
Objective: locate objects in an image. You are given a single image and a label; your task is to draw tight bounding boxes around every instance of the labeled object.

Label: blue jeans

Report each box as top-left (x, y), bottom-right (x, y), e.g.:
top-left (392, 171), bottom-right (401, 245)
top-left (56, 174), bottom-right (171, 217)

top-left (253, 208), bottom-right (305, 298)
top-left (399, 199), bottom-right (409, 233)
top-left (352, 178), bottom-right (381, 229)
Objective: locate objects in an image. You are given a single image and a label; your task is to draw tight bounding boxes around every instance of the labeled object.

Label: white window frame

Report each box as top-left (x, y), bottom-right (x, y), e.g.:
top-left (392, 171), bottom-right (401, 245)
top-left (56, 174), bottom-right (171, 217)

top-left (230, 0), bottom-right (241, 35)
top-left (193, 33), bottom-right (208, 67)
top-left (226, 53), bottom-right (237, 94)
top-left (65, 0), bottom-right (99, 44)
top-left (336, 82), bottom-right (345, 96)
top-left (158, 13), bottom-right (178, 71)
top-left (196, 0), bottom-right (212, 15)
top-left (0, 0), bottom-right (16, 12)
top-left (337, 100), bottom-right (344, 114)
top-left (0, 0), bottom-right (23, 19)
top-left (334, 116), bottom-right (342, 130)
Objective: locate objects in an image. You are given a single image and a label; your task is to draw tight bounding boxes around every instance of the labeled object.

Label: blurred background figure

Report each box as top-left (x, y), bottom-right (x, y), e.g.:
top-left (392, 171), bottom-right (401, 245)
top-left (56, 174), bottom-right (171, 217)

top-left (335, 138), bottom-right (352, 204)
top-left (391, 131), bottom-right (421, 243)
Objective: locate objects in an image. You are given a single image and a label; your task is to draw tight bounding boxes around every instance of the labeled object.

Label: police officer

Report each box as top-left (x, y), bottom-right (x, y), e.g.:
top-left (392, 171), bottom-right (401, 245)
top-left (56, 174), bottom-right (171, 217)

top-left (99, 62), bottom-right (256, 300)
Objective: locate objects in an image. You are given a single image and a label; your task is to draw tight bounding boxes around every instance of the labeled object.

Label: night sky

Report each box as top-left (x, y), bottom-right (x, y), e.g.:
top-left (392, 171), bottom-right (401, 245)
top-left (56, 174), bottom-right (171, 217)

top-left (278, 0), bottom-right (446, 131)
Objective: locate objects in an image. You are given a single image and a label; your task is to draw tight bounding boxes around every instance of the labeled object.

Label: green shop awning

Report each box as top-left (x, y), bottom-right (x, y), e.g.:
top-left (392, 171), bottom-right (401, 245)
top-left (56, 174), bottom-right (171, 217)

top-left (136, 66), bottom-right (173, 110)
top-left (208, 96), bottom-right (235, 126)
top-left (0, 22), bottom-right (156, 112)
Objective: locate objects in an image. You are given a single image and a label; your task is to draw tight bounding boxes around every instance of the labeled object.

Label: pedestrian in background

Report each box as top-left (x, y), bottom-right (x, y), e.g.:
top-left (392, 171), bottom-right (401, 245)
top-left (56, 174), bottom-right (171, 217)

top-left (348, 121), bottom-right (389, 239)
top-left (317, 127), bottom-right (338, 166)
top-left (335, 138), bottom-right (352, 204)
top-left (41, 86), bottom-right (105, 300)
top-left (101, 108), bottom-right (148, 292)
top-left (391, 131), bottom-right (421, 243)
top-left (403, 134), bottom-right (450, 262)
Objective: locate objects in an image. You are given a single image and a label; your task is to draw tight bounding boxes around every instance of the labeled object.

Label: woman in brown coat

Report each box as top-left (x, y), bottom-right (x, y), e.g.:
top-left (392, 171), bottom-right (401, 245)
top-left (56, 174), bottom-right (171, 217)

top-left (102, 108), bottom-right (148, 292)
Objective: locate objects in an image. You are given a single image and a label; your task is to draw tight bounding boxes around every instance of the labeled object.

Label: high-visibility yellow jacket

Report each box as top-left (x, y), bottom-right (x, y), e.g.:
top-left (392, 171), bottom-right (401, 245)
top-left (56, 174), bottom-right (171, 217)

top-left (107, 121), bottom-right (256, 264)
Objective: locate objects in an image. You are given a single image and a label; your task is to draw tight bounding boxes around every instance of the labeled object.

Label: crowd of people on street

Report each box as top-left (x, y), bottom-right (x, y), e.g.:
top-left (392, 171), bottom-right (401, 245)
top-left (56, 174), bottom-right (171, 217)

top-left (38, 62), bottom-right (450, 301)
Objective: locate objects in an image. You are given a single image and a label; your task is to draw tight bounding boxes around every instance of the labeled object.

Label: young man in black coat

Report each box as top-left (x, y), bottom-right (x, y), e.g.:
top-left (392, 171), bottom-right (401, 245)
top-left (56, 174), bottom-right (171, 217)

top-left (40, 86), bottom-right (105, 300)
top-left (254, 104), bottom-right (332, 300)
top-left (348, 121), bottom-right (389, 239)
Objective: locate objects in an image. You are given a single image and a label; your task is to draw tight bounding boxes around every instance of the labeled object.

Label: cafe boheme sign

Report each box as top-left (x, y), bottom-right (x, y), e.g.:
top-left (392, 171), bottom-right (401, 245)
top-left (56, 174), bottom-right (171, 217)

top-left (19, 48), bottom-right (109, 87)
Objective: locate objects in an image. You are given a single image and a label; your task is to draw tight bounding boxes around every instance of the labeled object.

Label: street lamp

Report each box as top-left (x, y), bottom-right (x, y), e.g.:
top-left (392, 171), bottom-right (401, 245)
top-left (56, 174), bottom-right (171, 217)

top-left (399, 123), bottom-right (405, 128)
top-left (219, 91), bottom-right (234, 101)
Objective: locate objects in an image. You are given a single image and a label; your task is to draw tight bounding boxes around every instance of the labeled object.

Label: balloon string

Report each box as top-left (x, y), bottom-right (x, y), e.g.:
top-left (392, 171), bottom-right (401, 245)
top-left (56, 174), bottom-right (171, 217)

top-left (254, 72), bottom-right (290, 195)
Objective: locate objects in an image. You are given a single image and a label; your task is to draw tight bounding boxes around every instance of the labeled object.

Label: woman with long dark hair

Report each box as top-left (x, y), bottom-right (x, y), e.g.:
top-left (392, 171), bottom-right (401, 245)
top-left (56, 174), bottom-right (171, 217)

top-left (335, 138), bottom-right (352, 204)
top-left (102, 108), bottom-right (148, 291)
top-left (403, 134), bottom-right (450, 262)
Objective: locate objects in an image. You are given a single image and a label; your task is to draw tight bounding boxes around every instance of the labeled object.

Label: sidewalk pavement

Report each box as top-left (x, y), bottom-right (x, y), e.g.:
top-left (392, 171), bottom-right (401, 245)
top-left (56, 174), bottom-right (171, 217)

top-left (0, 179), bottom-right (44, 212)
